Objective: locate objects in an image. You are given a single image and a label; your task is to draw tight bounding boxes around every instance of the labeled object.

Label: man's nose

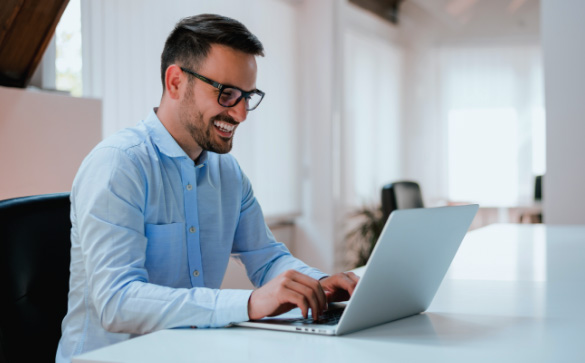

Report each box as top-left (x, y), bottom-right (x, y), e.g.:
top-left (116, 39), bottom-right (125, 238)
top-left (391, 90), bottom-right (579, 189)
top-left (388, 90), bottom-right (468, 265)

top-left (227, 100), bottom-right (248, 123)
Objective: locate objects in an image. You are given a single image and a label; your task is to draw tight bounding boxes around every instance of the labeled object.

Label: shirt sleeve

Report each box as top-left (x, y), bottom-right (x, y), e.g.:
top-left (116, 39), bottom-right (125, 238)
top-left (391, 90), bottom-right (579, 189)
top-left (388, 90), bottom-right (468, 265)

top-left (231, 169), bottom-right (328, 287)
top-left (73, 147), bottom-right (251, 334)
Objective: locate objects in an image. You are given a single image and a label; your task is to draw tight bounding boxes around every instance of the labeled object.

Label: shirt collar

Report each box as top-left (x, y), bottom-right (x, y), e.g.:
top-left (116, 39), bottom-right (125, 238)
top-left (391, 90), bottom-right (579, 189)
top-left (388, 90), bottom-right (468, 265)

top-left (143, 108), bottom-right (189, 159)
top-left (195, 149), bottom-right (208, 167)
top-left (143, 108), bottom-right (209, 166)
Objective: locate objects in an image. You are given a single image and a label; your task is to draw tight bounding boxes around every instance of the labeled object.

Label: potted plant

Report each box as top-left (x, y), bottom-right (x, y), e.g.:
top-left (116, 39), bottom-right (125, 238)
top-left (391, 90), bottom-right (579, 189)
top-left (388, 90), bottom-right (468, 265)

top-left (345, 204), bottom-right (386, 268)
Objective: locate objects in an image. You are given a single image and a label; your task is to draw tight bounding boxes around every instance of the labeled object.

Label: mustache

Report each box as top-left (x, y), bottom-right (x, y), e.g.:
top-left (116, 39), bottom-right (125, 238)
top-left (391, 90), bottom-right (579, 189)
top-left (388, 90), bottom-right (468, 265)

top-left (211, 115), bottom-right (238, 125)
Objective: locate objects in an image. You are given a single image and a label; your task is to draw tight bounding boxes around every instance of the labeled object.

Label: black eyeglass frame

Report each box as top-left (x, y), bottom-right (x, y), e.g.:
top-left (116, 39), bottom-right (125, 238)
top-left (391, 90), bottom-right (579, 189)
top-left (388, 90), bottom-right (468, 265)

top-left (180, 67), bottom-right (265, 111)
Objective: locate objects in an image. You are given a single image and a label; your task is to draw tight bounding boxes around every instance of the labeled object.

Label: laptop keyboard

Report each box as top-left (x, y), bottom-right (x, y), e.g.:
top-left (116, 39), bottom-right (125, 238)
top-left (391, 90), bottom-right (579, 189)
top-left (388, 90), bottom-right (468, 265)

top-left (291, 307), bottom-right (345, 325)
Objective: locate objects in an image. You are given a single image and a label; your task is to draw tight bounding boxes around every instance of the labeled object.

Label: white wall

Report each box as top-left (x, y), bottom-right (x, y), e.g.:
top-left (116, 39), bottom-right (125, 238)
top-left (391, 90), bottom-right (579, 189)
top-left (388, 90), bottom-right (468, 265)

top-left (293, 0), bottom-right (338, 273)
top-left (0, 87), bottom-right (101, 200)
top-left (541, 0), bottom-right (585, 224)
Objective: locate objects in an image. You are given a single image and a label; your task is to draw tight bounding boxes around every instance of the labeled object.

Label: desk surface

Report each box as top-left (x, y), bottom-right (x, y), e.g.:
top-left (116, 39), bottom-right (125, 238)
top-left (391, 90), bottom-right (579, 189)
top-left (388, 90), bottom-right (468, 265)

top-left (73, 224), bottom-right (585, 363)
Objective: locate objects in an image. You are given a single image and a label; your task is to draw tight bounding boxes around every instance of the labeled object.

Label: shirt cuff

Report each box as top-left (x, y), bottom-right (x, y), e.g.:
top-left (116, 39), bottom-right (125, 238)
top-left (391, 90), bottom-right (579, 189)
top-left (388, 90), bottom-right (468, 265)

top-left (215, 289), bottom-right (253, 326)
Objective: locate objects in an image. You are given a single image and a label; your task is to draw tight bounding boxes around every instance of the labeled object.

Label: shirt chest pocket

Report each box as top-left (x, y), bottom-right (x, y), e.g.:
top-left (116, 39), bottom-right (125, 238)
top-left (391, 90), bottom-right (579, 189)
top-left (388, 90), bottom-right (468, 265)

top-left (144, 222), bottom-right (186, 286)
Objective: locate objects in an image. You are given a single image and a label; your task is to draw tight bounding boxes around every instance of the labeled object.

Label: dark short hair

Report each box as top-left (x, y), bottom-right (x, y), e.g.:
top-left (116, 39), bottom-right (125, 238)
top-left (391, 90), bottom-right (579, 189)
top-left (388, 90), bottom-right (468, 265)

top-left (160, 14), bottom-right (265, 91)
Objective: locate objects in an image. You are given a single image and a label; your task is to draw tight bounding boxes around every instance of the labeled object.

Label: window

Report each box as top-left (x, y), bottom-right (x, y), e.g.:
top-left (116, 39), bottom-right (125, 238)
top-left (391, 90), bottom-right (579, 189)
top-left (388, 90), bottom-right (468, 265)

top-left (441, 46), bottom-right (545, 206)
top-left (55, 0), bottom-right (82, 96)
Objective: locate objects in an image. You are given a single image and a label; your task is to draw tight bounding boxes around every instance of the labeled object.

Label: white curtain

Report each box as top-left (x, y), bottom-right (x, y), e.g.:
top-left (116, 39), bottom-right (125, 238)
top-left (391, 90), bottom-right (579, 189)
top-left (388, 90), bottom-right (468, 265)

top-left (81, 0), bottom-right (302, 216)
top-left (439, 45), bottom-right (545, 207)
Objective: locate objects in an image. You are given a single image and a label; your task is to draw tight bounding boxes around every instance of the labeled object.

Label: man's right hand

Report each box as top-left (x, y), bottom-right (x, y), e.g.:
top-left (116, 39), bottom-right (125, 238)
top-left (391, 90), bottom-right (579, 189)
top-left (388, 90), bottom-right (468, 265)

top-left (247, 270), bottom-right (327, 321)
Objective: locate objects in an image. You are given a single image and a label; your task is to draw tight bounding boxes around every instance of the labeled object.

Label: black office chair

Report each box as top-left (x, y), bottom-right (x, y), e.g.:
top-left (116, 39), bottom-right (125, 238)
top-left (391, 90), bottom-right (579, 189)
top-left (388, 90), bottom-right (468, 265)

top-left (534, 175), bottom-right (543, 202)
top-left (381, 181), bottom-right (424, 224)
top-left (0, 193), bottom-right (71, 363)
top-left (520, 175), bottom-right (543, 224)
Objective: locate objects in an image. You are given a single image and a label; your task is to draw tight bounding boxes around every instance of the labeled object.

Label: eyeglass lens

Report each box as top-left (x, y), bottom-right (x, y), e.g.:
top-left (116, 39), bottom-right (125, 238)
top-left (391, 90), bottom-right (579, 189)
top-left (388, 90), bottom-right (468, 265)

top-left (219, 88), bottom-right (262, 111)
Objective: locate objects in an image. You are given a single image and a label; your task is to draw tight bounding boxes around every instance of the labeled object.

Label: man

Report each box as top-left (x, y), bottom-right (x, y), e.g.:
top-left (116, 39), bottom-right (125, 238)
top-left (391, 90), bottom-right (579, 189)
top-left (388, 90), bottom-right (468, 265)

top-left (56, 14), bottom-right (358, 362)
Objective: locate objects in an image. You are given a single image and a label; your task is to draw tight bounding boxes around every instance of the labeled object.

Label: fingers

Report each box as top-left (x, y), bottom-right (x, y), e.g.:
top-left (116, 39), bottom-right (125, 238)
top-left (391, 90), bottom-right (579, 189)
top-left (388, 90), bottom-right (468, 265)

top-left (248, 270), bottom-right (328, 320)
top-left (320, 272), bottom-right (361, 302)
top-left (290, 271), bottom-right (328, 309)
top-left (284, 289), bottom-right (311, 319)
top-left (283, 271), bottom-right (327, 319)
top-left (340, 272), bottom-right (359, 295)
top-left (346, 271), bottom-right (360, 283)
top-left (284, 284), bottom-right (314, 319)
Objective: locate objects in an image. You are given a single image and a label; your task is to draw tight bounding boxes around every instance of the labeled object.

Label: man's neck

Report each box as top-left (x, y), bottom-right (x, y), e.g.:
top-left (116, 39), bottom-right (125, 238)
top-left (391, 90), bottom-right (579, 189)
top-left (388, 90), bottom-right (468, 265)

top-left (155, 105), bottom-right (203, 161)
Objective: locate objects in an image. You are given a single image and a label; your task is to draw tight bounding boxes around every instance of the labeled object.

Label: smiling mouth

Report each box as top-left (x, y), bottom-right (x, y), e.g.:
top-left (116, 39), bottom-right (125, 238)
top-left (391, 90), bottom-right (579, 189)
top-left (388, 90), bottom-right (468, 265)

top-left (213, 120), bottom-right (236, 138)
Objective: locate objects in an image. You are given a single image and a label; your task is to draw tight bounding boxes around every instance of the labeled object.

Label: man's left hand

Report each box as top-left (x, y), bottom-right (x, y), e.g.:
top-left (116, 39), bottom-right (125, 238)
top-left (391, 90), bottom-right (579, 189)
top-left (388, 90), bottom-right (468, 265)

top-left (319, 272), bottom-right (360, 303)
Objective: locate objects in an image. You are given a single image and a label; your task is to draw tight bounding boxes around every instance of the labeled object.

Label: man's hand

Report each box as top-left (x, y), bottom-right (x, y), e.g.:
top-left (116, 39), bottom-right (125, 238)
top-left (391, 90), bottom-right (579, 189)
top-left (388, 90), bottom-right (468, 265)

top-left (248, 270), bottom-right (327, 321)
top-left (319, 272), bottom-right (360, 303)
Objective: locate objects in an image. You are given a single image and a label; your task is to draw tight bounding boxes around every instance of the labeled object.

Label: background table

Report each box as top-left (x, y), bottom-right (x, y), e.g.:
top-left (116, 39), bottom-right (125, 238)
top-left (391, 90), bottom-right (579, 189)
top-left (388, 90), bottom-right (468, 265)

top-left (74, 224), bottom-right (585, 363)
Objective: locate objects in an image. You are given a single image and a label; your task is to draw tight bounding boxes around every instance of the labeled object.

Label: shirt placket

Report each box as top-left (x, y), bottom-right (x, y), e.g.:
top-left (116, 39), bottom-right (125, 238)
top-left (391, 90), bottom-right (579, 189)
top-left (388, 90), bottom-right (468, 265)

top-left (181, 159), bottom-right (205, 287)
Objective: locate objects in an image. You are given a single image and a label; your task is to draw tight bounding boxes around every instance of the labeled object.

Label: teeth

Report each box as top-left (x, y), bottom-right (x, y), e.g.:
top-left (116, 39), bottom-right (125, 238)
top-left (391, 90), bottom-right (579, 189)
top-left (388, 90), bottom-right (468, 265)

top-left (214, 121), bottom-right (235, 133)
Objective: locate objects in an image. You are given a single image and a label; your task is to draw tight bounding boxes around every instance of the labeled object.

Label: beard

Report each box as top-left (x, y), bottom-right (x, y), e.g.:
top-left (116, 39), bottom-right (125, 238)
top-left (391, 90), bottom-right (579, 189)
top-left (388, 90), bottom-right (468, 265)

top-left (179, 90), bottom-right (237, 155)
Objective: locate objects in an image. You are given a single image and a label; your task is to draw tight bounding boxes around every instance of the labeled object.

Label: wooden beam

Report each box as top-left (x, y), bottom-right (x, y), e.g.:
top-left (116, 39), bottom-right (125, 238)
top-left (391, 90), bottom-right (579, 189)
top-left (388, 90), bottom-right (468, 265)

top-left (0, 0), bottom-right (69, 88)
top-left (348, 0), bottom-right (403, 24)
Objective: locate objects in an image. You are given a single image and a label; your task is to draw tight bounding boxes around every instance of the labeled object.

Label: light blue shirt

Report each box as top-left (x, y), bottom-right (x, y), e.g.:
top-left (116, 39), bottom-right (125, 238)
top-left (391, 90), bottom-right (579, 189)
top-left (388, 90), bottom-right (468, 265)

top-left (56, 109), bottom-right (326, 362)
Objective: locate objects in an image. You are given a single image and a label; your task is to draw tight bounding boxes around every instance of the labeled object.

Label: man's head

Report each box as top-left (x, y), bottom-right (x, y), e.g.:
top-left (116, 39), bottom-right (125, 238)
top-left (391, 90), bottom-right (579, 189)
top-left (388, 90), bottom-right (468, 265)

top-left (159, 14), bottom-right (264, 158)
top-left (160, 14), bottom-right (264, 91)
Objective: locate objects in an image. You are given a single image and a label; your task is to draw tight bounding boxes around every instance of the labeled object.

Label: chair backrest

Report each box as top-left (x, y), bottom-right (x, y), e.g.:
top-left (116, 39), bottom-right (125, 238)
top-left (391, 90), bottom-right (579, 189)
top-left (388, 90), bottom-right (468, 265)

top-left (381, 181), bottom-right (424, 223)
top-left (0, 193), bottom-right (71, 363)
top-left (534, 175), bottom-right (543, 202)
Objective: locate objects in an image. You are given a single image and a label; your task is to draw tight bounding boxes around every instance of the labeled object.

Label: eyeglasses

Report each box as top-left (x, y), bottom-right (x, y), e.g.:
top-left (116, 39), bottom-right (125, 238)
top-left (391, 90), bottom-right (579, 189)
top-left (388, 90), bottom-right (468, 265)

top-left (180, 67), bottom-right (265, 111)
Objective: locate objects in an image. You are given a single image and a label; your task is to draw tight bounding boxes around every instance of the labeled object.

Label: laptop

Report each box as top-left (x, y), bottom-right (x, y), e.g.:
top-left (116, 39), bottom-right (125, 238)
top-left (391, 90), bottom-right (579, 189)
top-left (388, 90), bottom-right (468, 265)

top-left (235, 204), bottom-right (479, 336)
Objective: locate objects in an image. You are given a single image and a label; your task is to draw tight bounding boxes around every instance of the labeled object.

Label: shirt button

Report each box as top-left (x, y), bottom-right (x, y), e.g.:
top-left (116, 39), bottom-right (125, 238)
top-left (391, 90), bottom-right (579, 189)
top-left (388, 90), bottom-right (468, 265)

top-left (186, 184), bottom-right (193, 191)
top-left (193, 270), bottom-right (200, 277)
top-left (189, 226), bottom-right (196, 233)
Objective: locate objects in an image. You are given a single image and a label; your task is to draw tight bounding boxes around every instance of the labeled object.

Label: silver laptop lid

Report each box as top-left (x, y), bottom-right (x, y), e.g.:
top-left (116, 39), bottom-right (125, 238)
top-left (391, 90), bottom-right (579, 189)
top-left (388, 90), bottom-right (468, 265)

top-left (336, 204), bottom-right (478, 335)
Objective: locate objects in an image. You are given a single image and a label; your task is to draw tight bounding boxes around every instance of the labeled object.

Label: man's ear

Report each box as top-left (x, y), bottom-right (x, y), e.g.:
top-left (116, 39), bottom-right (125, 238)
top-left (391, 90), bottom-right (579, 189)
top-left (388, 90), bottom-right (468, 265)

top-left (165, 65), bottom-right (184, 100)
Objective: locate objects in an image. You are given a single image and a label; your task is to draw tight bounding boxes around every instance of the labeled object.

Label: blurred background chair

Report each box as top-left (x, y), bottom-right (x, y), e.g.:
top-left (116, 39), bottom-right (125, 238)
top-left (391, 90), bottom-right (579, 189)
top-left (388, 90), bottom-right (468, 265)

top-left (520, 175), bottom-right (543, 223)
top-left (534, 174), bottom-right (543, 202)
top-left (0, 193), bottom-right (71, 363)
top-left (381, 181), bottom-right (424, 224)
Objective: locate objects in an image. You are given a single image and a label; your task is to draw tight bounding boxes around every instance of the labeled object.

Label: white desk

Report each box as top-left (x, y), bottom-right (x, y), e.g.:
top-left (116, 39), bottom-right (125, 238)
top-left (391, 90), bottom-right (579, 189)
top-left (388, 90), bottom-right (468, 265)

top-left (73, 224), bottom-right (585, 363)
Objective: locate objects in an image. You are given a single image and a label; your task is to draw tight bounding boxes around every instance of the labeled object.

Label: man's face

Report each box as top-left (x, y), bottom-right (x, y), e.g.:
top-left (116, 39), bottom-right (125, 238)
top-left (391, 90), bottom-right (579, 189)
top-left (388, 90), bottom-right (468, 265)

top-left (178, 44), bottom-right (258, 154)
